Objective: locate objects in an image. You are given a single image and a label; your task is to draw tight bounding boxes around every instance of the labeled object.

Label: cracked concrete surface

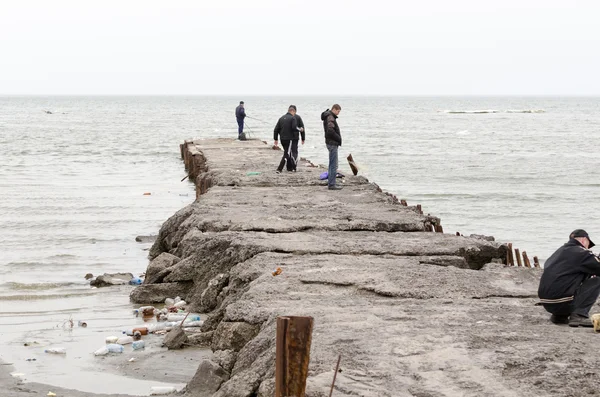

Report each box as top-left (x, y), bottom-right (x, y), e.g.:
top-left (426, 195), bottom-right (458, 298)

top-left (131, 139), bottom-right (599, 397)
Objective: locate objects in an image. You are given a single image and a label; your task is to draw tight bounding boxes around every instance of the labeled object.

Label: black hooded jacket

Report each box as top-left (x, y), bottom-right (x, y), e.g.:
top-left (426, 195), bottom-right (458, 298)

top-left (538, 239), bottom-right (600, 301)
top-left (273, 112), bottom-right (298, 141)
top-left (321, 109), bottom-right (341, 146)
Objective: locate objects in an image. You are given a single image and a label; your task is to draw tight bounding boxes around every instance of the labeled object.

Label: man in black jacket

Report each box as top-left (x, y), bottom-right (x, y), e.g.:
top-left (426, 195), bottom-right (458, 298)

top-left (274, 105), bottom-right (304, 173)
top-left (538, 229), bottom-right (600, 327)
top-left (321, 104), bottom-right (342, 190)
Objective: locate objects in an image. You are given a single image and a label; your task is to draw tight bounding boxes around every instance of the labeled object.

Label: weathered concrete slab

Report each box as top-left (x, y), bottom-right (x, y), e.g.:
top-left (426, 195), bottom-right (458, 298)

top-left (134, 139), bottom-right (593, 397)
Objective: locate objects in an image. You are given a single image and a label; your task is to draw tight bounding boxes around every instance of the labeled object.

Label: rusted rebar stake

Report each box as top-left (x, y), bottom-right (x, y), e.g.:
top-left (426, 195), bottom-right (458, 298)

top-left (507, 243), bottom-right (515, 266)
top-left (400, 199), bottom-right (407, 206)
top-left (515, 248), bottom-right (523, 267)
top-left (346, 154), bottom-right (359, 176)
top-left (329, 355), bottom-right (342, 397)
top-left (276, 316), bottom-right (314, 397)
top-left (522, 251), bottom-right (531, 268)
top-left (533, 256), bottom-right (540, 268)
top-left (416, 204), bottom-right (423, 214)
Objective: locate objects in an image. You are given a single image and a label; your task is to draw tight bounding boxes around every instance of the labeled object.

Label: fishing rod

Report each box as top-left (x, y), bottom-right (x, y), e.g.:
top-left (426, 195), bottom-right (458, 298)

top-left (246, 116), bottom-right (270, 124)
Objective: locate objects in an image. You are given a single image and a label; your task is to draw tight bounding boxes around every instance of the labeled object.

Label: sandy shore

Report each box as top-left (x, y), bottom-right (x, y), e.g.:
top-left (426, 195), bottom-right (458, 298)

top-left (1, 318), bottom-right (210, 396)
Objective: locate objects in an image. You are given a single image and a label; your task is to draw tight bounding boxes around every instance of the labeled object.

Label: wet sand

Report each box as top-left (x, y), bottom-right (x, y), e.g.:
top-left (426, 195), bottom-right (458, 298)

top-left (2, 340), bottom-right (210, 396)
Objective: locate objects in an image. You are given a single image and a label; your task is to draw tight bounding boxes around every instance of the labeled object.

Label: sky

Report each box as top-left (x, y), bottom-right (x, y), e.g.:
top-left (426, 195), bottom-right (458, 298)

top-left (0, 0), bottom-right (599, 95)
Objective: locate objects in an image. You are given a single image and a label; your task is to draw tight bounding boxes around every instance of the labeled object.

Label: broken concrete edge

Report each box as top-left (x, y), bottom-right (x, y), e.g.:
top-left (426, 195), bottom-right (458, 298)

top-left (132, 139), bottom-right (528, 396)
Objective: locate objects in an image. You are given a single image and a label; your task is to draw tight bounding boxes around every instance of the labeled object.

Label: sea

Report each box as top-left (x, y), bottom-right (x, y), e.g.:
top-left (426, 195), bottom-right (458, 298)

top-left (0, 96), bottom-right (599, 394)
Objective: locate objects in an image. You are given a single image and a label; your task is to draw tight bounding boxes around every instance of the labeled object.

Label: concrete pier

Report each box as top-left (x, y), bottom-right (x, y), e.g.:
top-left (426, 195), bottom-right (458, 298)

top-left (132, 139), bottom-right (597, 397)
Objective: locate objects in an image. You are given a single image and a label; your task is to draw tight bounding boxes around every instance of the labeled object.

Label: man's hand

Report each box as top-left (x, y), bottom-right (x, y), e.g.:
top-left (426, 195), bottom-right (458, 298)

top-left (300, 127), bottom-right (304, 132)
top-left (274, 140), bottom-right (278, 146)
top-left (301, 140), bottom-right (305, 145)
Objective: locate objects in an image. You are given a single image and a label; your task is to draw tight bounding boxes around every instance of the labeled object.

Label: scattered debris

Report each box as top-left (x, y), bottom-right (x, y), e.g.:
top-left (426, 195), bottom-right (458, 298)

top-left (272, 267), bottom-right (283, 276)
top-left (90, 273), bottom-right (134, 287)
top-left (84, 273), bottom-right (94, 280)
top-left (44, 347), bottom-right (66, 354)
top-left (163, 325), bottom-right (188, 350)
top-left (143, 192), bottom-right (151, 196)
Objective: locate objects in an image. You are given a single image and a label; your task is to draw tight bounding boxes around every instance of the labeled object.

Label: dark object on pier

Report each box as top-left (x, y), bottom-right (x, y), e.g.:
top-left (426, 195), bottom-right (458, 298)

top-left (522, 251), bottom-right (532, 268)
top-left (507, 243), bottom-right (515, 266)
top-left (533, 256), bottom-right (540, 268)
top-left (347, 154), bottom-right (359, 175)
top-left (276, 316), bottom-right (313, 397)
top-left (515, 249), bottom-right (523, 267)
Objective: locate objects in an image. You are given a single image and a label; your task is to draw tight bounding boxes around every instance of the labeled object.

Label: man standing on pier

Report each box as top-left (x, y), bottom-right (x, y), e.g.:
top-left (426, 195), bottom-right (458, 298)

top-left (538, 229), bottom-right (600, 327)
top-left (274, 105), bottom-right (303, 173)
top-left (321, 104), bottom-right (342, 190)
top-left (235, 101), bottom-right (246, 140)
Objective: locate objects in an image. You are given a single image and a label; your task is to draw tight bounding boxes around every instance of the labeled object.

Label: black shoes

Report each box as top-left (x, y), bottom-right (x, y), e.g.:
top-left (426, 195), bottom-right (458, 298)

top-left (328, 186), bottom-right (343, 190)
top-left (550, 314), bottom-right (569, 325)
top-left (569, 314), bottom-right (593, 328)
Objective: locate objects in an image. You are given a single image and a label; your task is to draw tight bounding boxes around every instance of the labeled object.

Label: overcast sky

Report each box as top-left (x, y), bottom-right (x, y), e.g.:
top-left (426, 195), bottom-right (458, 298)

top-left (0, 0), bottom-right (598, 95)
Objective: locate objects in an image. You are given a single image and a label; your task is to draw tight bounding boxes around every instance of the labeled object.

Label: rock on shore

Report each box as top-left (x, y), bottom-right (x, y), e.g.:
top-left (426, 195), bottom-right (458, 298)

top-left (132, 139), bottom-right (599, 397)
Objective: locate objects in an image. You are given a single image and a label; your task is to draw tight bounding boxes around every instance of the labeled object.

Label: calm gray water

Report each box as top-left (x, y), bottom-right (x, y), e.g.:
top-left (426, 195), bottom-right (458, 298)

top-left (0, 96), bottom-right (599, 392)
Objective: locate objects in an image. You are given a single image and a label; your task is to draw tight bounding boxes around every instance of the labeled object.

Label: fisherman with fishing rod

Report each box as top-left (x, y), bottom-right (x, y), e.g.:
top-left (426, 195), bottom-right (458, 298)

top-left (235, 101), bottom-right (246, 140)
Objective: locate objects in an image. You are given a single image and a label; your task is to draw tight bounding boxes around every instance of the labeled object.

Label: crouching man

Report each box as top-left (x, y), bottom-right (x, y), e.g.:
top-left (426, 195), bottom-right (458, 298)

top-left (538, 229), bottom-right (600, 327)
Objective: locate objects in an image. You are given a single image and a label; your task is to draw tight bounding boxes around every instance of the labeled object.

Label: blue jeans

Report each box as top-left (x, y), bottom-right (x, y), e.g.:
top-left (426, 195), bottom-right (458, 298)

top-left (237, 119), bottom-right (244, 135)
top-left (326, 144), bottom-right (339, 187)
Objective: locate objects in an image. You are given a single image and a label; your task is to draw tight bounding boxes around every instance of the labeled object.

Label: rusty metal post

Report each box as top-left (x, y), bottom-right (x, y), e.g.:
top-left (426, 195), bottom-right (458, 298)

top-left (522, 251), bottom-right (531, 268)
top-left (507, 243), bottom-right (514, 266)
top-left (533, 256), bottom-right (540, 268)
top-left (416, 204), bottom-right (423, 214)
top-left (347, 154), bottom-right (358, 175)
top-left (400, 199), bottom-right (407, 206)
top-left (276, 316), bottom-right (314, 397)
top-left (515, 248), bottom-right (523, 267)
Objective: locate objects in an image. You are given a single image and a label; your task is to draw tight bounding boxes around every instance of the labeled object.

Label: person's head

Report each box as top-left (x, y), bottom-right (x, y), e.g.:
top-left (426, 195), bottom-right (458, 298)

top-left (288, 105), bottom-right (297, 116)
top-left (239, 101), bottom-right (244, 107)
top-left (331, 104), bottom-right (341, 116)
top-left (570, 229), bottom-right (595, 249)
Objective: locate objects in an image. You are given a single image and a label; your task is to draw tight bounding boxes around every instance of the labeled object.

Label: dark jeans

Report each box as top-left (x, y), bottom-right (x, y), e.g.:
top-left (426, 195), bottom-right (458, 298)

top-left (237, 119), bottom-right (244, 136)
top-left (326, 144), bottom-right (339, 187)
top-left (543, 276), bottom-right (600, 317)
top-left (277, 139), bottom-right (298, 172)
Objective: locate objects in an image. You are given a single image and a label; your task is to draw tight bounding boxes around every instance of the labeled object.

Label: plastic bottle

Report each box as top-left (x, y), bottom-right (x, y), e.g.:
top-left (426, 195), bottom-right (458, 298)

top-left (105, 336), bottom-right (119, 344)
top-left (173, 296), bottom-right (181, 304)
top-left (166, 313), bottom-right (201, 322)
top-left (182, 320), bottom-right (204, 328)
top-left (173, 300), bottom-right (187, 309)
top-left (44, 347), bottom-right (66, 354)
top-left (132, 340), bottom-right (145, 350)
top-left (164, 298), bottom-right (175, 306)
top-left (107, 344), bottom-right (124, 353)
top-left (129, 277), bottom-right (143, 285)
top-left (116, 336), bottom-right (133, 345)
top-left (123, 327), bottom-right (149, 336)
top-left (94, 346), bottom-right (109, 356)
top-left (150, 386), bottom-right (177, 395)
